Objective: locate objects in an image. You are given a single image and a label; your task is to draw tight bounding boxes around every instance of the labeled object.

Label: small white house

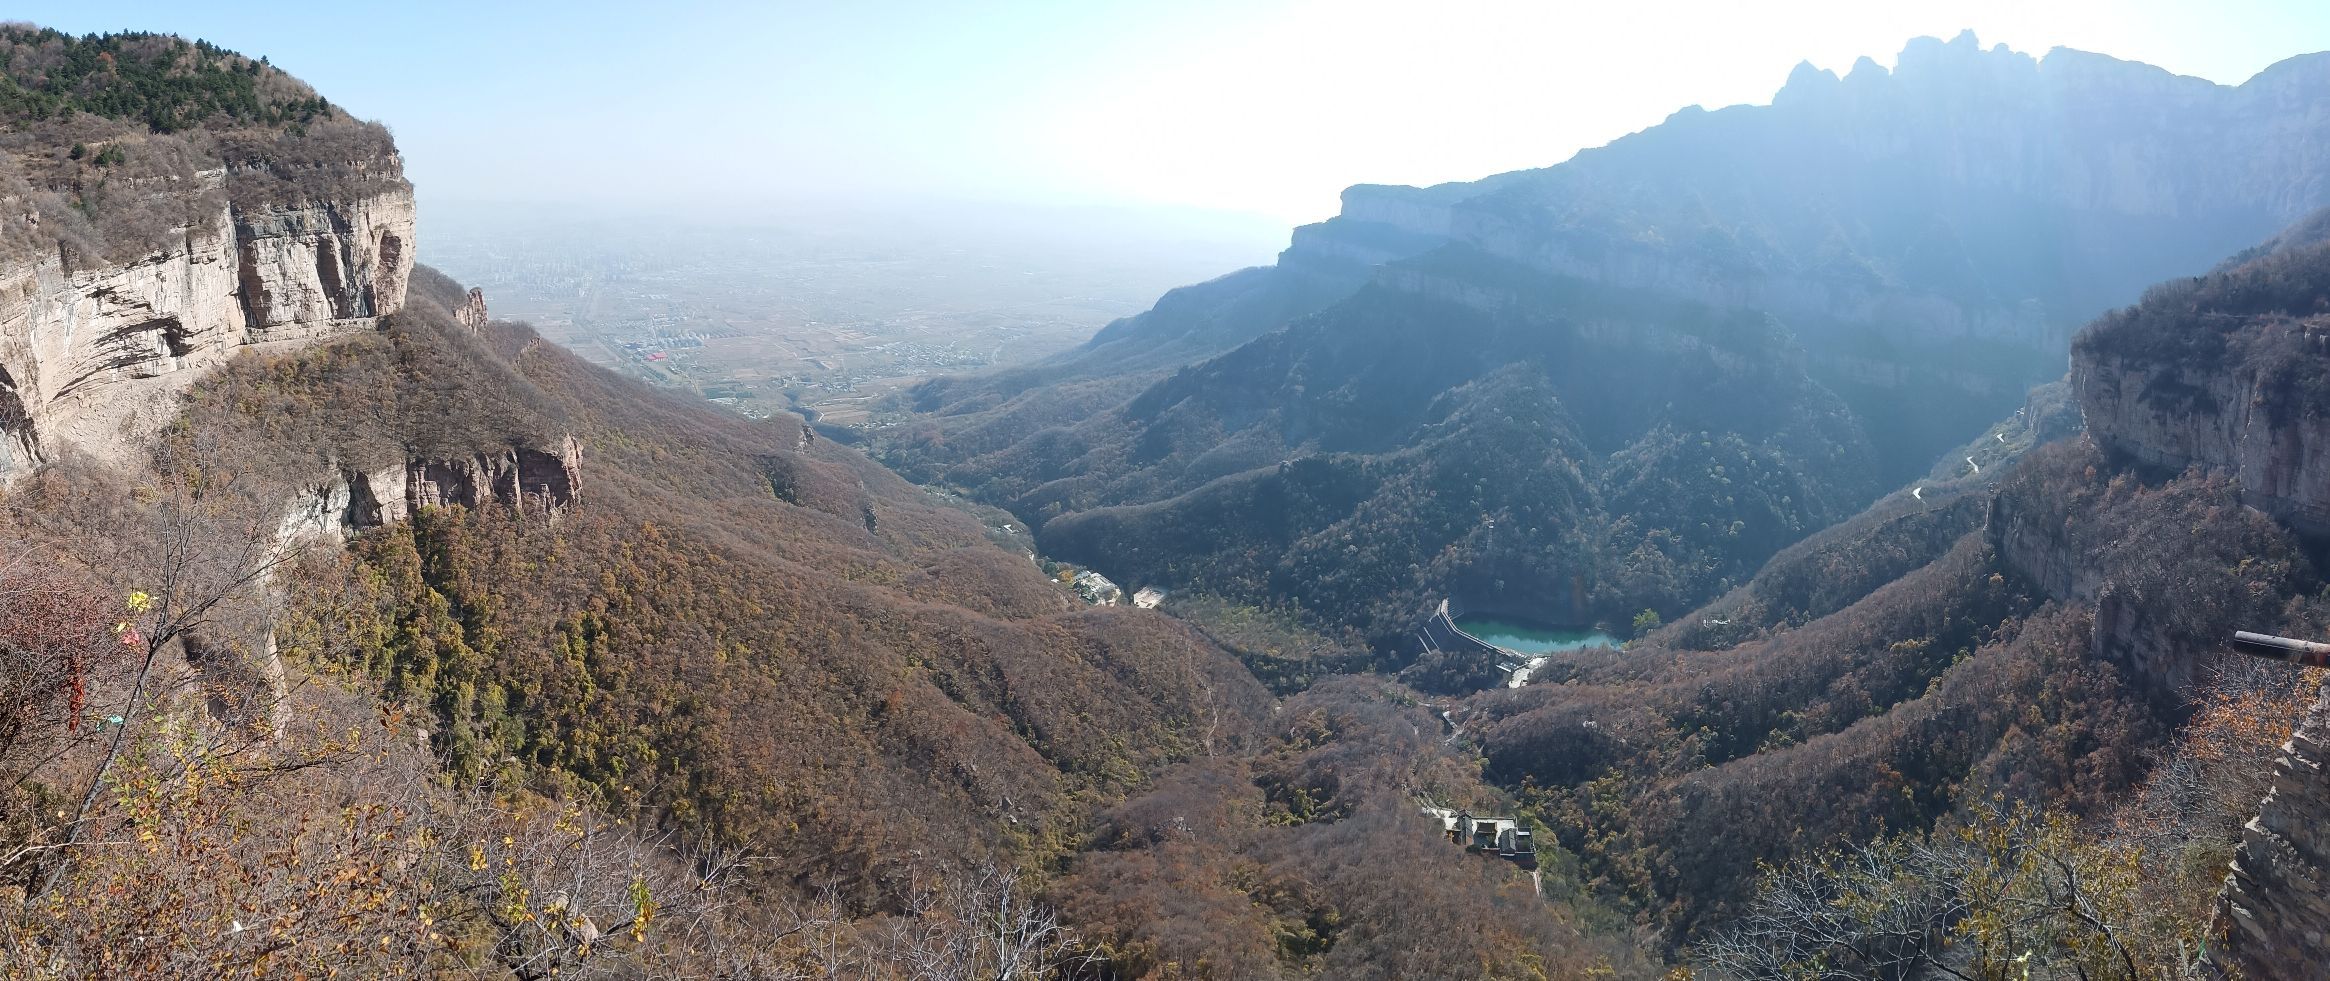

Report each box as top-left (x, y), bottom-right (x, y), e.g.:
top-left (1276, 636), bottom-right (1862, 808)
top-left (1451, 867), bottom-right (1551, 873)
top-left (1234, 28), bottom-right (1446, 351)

top-left (1133, 586), bottom-right (1167, 610)
top-left (1072, 570), bottom-right (1123, 606)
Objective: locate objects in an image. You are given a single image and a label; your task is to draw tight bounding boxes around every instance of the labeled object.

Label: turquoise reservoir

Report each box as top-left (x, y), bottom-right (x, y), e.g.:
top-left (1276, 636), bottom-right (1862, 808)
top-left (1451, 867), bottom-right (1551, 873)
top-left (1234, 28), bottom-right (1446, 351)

top-left (1452, 614), bottom-right (1621, 655)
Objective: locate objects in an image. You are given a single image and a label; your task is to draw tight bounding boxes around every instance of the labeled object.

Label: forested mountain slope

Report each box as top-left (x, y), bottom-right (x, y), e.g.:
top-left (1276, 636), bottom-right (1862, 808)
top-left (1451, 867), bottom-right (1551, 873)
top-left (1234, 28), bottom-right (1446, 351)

top-left (1446, 210), bottom-right (2330, 973)
top-left (875, 33), bottom-right (2330, 658)
top-left (6, 230), bottom-right (1653, 978)
top-left (1020, 264), bottom-right (1882, 653)
top-left (200, 268), bottom-right (1277, 890)
top-left (20, 21), bottom-right (2330, 979)
top-left (0, 28), bottom-right (1656, 977)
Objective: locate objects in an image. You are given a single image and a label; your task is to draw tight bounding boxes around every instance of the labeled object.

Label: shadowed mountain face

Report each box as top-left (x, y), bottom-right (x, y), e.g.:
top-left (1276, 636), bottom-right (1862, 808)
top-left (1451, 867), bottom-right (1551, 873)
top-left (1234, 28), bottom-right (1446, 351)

top-left (1000, 271), bottom-right (1879, 652)
top-left (876, 33), bottom-right (2330, 653)
top-left (1448, 206), bottom-right (2330, 938)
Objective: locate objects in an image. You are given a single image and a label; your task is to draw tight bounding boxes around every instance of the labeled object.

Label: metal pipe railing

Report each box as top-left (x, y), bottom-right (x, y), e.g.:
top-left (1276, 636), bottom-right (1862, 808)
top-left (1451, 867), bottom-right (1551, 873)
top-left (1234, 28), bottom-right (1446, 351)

top-left (2231, 631), bottom-right (2330, 668)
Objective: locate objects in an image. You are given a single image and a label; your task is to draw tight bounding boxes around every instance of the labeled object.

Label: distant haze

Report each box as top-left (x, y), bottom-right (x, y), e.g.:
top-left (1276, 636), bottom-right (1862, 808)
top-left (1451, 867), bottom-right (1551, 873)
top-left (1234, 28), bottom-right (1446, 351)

top-left (23, 1), bottom-right (2330, 223)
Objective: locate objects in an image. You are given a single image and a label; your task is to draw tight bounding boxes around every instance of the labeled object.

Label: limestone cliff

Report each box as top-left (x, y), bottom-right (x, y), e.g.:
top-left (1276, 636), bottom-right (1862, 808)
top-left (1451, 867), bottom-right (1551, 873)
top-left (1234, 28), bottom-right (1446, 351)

top-left (234, 182), bottom-right (415, 341)
top-left (2074, 218), bottom-right (2330, 537)
top-left (409, 435), bottom-right (584, 518)
top-left (2079, 332), bottom-right (2330, 539)
top-left (454, 287), bottom-right (489, 333)
top-left (282, 436), bottom-right (582, 543)
top-left (281, 463), bottom-right (411, 543)
top-left (0, 163), bottom-right (415, 476)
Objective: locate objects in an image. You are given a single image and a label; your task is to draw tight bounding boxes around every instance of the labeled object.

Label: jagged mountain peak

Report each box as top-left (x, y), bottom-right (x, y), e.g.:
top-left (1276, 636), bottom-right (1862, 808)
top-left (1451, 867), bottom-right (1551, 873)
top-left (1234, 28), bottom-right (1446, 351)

top-left (872, 37), bottom-right (2330, 759)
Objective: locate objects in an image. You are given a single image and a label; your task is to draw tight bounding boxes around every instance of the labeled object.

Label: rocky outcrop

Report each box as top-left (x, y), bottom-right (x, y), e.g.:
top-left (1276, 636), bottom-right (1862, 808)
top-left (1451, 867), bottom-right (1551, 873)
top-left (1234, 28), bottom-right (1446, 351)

top-left (281, 437), bottom-right (583, 543)
top-left (1982, 437), bottom-right (2284, 699)
top-left (408, 435), bottom-right (584, 519)
top-left (0, 164), bottom-right (415, 478)
top-left (1257, 35), bottom-right (2330, 417)
top-left (1986, 485), bottom-right (2100, 605)
top-left (454, 287), bottom-right (488, 333)
top-left (2077, 333), bottom-right (2330, 537)
top-left (2210, 681), bottom-right (2330, 979)
top-left (2072, 211), bottom-right (2330, 540)
top-left (1983, 474), bottom-right (2189, 687)
top-left (233, 185), bottom-right (414, 342)
top-left (280, 463), bottom-right (412, 543)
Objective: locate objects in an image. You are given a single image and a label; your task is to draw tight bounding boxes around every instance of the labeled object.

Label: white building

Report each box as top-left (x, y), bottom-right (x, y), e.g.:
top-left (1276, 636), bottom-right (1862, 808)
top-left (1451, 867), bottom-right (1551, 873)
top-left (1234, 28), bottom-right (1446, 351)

top-left (1072, 570), bottom-right (1123, 606)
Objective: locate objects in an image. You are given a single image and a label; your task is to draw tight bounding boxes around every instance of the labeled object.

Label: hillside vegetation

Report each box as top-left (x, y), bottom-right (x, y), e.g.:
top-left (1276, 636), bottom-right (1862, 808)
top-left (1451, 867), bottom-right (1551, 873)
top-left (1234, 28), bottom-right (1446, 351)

top-left (0, 27), bottom-right (334, 131)
top-left (1434, 214), bottom-right (2330, 974)
top-left (13, 22), bottom-right (2330, 980)
top-left (0, 26), bottom-right (394, 264)
top-left (0, 262), bottom-right (1656, 976)
top-left (894, 265), bottom-right (1880, 661)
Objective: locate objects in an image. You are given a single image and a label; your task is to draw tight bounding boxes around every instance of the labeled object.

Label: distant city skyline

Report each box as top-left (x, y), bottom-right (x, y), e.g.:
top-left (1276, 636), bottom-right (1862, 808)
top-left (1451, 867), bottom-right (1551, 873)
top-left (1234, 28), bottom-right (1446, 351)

top-left (18, 1), bottom-right (2330, 223)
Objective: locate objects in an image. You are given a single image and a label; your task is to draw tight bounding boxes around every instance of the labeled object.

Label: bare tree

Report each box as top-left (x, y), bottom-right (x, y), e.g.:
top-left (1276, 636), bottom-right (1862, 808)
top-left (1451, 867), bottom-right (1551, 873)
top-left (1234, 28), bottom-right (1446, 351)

top-left (2, 450), bottom-right (304, 902)
top-left (1696, 834), bottom-right (1970, 981)
top-left (0, 551), bottom-right (126, 889)
top-left (885, 863), bottom-right (1090, 981)
top-left (721, 862), bottom-right (1097, 980)
top-left (2, 675), bottom-right (761, 979)
top-left (1700, 800), bottom-right (2192, 981)
top-left (423, 785), bottom-right (750, 980)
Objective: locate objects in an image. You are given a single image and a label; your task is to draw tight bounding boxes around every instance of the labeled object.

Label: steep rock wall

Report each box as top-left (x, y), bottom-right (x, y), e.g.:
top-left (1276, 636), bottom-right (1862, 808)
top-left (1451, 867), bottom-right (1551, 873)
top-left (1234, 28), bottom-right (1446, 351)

top-left (1985, 484), bottom-right (2100, 605)
top-left (235, 186), bottom-right (415, 342)
top-left (0, 200), bottom-right (245, 471)
top-left (408, 435), bottom-right (585, 519)
top-left (282, 436), bottom-right (584, 543)
top-left (280, 463), bottom-right (411, 543)
top-left (0, 169), bottom-right (415, 477)
top-left (2077, 333), bottom-right (2330, 537)
top-left (1451, 205), bottom-right (2059, 356)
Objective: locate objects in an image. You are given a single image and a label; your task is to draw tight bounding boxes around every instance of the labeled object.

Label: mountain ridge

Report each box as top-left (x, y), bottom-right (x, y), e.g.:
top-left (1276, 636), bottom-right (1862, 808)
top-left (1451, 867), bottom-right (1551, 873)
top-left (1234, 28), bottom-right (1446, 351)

top-left (874, 33), bottom-right (2330, 664)
top-left (10, 22), bottom-right (2330, 979)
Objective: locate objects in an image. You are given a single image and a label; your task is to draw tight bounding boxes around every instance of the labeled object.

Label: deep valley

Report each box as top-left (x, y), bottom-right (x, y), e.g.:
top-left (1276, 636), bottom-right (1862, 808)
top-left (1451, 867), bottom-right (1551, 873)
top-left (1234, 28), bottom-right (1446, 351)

top-left (2, 19), bottom-right (2330, 981)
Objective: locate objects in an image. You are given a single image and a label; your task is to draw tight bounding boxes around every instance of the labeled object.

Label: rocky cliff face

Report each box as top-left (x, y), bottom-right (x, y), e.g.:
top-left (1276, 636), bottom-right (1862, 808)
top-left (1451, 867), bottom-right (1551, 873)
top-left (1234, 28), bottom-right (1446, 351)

top-left (282, 436), bottom-right (582, 543)
top-left (2211, 681), bottom-right (2330, 979)
top-left (2074, 220), bottom-right (2330, 538)
top-left (1985, 487), bottom-right (2098, 605)
top-left (1264, 34), bottom-right (2330, 419)
top-left (1986, 460), bottom-right (2198, 695)
top-left (2078, 334), bottom-right (2330, 536)
top-left (0, 159), bottom-right (415, 478)
top-left (409, 436), bottom-right (584, 517)
top-left (454, 287), bottom-right (489, 333)
top-left (234, 184), bottom-right (414, 341)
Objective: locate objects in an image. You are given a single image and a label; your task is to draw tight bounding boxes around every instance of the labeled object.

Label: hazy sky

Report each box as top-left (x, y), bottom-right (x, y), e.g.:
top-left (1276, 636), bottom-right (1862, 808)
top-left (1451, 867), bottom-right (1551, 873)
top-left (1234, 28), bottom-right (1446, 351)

top-left (19, 1), bottom-right (2330, 224)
